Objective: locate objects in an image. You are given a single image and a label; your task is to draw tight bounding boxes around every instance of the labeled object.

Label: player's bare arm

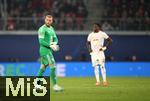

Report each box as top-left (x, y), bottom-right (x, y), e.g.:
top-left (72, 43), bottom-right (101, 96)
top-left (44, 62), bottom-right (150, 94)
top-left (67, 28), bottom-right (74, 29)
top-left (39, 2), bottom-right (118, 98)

top-left (105, 37), bottom-right (113, 47)
top-left (86, 41), bottom-right (92, 53)
top-left (100, 37), bottom-right (113, 51)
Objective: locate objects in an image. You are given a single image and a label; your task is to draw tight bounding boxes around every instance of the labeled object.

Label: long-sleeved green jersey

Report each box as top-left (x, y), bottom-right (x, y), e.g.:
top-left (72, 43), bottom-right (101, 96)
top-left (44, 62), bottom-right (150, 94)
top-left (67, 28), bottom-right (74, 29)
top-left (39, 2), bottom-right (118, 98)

top-left (38, 24), bottom-right (58, 56)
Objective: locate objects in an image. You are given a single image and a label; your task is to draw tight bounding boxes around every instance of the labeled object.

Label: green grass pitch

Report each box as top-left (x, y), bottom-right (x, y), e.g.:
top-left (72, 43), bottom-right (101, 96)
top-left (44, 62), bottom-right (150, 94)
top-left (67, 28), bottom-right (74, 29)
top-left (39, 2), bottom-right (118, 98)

top-left (50, 77), bottom-right (150, 101)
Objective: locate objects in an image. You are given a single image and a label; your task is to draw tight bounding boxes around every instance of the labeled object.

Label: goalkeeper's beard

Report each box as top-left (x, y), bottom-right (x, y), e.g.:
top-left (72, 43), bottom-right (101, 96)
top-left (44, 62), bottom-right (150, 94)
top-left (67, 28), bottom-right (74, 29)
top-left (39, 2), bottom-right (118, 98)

top-left (46, 24), bottom-right (50, 27)
top-left (45, 22), bottom-right (51, 27)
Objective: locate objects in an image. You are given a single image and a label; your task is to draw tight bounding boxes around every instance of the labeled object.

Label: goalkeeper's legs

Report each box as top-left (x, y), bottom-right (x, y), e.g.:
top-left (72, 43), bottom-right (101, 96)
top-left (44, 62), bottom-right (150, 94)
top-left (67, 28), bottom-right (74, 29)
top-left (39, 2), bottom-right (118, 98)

top-left (100, 63), bottom-right (108, 86)
top-left (37, 55), bottom-right (49, 84)
top-left (49, 64), bottom-right (63, 92)
top-left (38, 64), bottom-right (46, 77)
top-left (50, 65), bottom-right (57, 85)
top-left (37, 64), bottom-right (46, 84)
top-left (34, 64), bottom-right (46, 90)
top-left (94, 65), bottom-right (100, 86)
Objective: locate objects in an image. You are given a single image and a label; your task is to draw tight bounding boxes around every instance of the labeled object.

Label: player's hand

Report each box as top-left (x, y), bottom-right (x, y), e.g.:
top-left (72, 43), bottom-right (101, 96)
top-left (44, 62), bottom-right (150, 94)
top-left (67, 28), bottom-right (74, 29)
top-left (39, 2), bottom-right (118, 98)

top-left (99, 46), bottom-right (107, 51)
top-left (89, 49), bottom-right (92, 53)
top-left (90, 52), bottom-right (93, 55)
top-left (50, 43), bottom-right (60, 51)
top-left (89, 49), bottom-right (93, 55)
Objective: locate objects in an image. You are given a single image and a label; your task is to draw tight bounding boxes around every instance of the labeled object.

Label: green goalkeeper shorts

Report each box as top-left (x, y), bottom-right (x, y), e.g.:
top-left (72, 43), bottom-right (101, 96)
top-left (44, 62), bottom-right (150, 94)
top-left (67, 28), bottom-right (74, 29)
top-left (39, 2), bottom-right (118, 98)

top-left (40, 53), bottom-right (55, 65)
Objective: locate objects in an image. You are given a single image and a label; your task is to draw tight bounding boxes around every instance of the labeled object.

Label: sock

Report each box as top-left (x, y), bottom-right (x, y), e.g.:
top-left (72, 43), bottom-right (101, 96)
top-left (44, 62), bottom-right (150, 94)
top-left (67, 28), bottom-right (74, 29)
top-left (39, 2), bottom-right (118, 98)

top-left (50, 67), bottom-right (57, 85)
top-left (94, 65), bottom-right (100, 83)
top-left (37, 67), bottom-right (45, 85)
top-left (100, 63), bottom-right (107, 82)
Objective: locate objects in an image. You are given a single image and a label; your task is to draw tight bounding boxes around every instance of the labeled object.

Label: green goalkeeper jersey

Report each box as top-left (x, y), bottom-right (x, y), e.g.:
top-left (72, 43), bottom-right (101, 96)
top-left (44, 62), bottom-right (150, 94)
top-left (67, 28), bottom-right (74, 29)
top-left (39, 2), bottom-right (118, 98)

top-left (38, 24), bottom-right (58, 56)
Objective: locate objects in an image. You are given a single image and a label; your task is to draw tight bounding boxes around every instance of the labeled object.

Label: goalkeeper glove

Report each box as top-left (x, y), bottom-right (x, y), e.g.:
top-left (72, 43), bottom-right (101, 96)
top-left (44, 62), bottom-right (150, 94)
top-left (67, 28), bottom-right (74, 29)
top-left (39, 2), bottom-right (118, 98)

top-left (50, 42), bottom-right (60, 51)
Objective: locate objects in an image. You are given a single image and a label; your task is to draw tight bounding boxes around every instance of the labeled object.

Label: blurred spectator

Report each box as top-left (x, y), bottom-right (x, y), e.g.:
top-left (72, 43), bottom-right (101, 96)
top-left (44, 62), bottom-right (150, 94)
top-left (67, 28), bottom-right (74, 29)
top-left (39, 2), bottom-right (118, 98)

top-left (102, 21), bottom-right (114, 31)
top-left (65, 55), bottom-right (73, 61)
top-left (108, 55), bottom-right (115, 61)
top-left (128, 55), bottom-right (138, 62)
top-left (144, 11), bottom-right (150, 30)
top-left (7, 16), bottom-right (16, 30)
top-left (65, 14), bottom-right (74, 30)
top-left (131, 55), bottom-right (137, 61)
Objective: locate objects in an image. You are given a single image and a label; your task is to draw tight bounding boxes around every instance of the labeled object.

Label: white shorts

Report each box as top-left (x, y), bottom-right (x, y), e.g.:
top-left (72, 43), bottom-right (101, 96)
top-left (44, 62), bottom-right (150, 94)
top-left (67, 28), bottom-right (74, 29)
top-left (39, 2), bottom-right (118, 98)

top-left (90, 52), bottom-right (105, 67)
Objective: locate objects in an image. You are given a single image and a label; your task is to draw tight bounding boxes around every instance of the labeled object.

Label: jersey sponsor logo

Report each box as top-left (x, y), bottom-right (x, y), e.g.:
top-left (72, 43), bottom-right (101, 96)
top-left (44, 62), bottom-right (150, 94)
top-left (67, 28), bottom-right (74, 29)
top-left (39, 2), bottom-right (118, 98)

top-left (93, 39), bottom-right (99, 41)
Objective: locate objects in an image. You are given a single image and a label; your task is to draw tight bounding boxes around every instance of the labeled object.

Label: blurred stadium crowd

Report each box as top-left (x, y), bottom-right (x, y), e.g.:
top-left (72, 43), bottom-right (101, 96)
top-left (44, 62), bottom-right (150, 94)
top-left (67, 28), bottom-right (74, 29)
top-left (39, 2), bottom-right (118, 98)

top-left (102, 0), bottom-right (150, 31)
top-left (0, 0), bottom-right (150, 62)
top-left (0, 0), bottom-right (88, 30)
top-left (0, 0), bottom-right (149, 30)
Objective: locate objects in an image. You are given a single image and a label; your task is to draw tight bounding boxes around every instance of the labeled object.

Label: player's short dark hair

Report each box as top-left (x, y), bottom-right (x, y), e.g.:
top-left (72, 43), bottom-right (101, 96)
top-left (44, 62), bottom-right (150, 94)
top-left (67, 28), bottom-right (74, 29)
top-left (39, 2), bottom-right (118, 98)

top-left (93, 23), bottom-right (102, 30)
top-left (94, 23), bottom-right (101, 28)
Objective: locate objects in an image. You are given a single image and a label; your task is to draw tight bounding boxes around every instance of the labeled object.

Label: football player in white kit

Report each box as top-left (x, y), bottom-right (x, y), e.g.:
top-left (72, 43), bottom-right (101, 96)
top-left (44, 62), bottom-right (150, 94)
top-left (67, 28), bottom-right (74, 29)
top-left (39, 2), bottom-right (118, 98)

top-left (87, 23), bottom-right (112, 86)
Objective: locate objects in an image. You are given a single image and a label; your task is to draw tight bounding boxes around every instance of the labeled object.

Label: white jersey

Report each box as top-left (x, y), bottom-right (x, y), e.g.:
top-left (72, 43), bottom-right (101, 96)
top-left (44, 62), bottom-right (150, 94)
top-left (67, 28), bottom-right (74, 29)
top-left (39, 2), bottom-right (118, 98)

top-left (87, 31), bottom-right (109, 53)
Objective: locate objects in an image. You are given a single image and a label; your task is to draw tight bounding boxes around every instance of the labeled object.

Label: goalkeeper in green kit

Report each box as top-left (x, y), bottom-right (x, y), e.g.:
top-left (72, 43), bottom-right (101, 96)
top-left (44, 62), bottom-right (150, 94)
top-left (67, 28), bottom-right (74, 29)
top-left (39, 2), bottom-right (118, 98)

top-left (36, 15), bottom-right (63, 92)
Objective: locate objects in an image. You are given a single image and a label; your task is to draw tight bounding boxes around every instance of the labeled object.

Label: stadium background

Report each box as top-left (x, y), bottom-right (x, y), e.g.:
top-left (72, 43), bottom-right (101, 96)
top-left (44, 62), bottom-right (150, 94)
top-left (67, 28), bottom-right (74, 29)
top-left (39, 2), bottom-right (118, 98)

top-left (0, 0), bottom-right (150, 101)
